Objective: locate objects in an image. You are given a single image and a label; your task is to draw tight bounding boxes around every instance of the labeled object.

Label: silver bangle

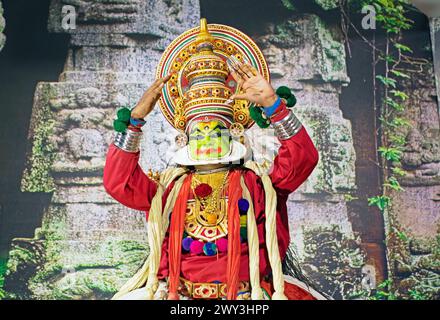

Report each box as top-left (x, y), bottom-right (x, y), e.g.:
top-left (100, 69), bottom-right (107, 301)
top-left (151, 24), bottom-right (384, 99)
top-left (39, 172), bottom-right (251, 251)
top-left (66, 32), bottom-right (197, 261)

top-left (114, 129), bottom-right (143, 152)
top-left (271, 110), bottom-right (302, 140)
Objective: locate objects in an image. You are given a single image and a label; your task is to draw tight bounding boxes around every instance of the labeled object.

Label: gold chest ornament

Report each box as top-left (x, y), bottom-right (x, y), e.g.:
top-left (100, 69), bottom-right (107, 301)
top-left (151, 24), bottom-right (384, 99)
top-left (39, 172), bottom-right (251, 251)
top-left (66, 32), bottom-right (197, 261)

top-left (185, 170), bottom-right (229, 242)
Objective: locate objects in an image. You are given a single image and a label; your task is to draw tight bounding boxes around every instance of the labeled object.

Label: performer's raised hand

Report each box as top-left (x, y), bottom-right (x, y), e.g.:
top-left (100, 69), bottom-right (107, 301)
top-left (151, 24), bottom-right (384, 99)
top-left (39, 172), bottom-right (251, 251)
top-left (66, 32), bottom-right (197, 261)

top-left (229, 61), bottom-right (277, 107)
top-left (131, 74), bottom-right (172, 119)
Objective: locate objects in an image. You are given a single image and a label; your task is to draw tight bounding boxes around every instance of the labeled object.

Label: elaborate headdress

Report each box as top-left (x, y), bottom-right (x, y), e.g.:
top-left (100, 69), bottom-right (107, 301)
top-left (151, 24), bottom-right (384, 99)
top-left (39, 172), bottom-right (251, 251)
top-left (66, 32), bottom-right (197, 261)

top-left (156, 19), bottom-right (270, 165)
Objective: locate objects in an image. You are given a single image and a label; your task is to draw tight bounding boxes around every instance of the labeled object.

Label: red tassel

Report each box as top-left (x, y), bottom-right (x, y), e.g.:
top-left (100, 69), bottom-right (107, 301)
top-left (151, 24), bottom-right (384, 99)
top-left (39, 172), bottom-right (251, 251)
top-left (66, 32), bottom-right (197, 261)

top-left (167, 174), bottom-right (192, 298)
top-left (226, 170), bottom-right (242, 300)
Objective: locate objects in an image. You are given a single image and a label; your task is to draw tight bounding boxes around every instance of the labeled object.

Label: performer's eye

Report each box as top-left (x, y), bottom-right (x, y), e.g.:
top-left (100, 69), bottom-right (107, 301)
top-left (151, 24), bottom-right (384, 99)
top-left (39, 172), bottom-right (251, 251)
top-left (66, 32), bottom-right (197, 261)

top-left (190, 134), bottom-right (206, 141)
top-left (209, 132), bottom-right (222, 139)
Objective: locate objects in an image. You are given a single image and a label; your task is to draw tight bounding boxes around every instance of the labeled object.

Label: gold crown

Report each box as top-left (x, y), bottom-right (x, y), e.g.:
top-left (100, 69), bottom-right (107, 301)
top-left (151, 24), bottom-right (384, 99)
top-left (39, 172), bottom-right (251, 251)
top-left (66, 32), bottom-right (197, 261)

top-left (156, 18), bottom-right (270, 132)
top-left (180, 19), bottom-right (234, 132)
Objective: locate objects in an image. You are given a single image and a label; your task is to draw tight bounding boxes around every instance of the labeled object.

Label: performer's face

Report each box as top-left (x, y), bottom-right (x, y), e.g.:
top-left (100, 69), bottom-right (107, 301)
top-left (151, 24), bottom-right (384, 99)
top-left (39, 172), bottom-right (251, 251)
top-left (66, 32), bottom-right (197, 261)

top-left (188, 121), bottom-right (231, 161)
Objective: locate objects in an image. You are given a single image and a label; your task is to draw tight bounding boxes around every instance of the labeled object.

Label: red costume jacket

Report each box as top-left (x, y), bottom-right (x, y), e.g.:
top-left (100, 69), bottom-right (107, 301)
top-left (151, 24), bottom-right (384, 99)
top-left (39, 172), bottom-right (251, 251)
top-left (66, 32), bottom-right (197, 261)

top-left (103, 125), bottom-right (318, 284)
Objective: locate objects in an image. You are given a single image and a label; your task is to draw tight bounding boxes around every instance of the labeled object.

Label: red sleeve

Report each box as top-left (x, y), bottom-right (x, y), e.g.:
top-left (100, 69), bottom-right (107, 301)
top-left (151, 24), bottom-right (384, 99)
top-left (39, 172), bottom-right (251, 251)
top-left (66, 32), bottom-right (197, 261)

top-left (269, 106), bottom-right (319, 196)
top-left (103, 143), bottom-right (158, 213)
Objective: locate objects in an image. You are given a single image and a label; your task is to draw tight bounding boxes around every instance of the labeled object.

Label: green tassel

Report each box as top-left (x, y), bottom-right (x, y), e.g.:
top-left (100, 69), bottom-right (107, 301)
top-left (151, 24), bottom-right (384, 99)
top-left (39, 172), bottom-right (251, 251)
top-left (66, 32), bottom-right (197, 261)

top-left (117, 107), bottom-right (131, 123)
top-left (286, 95), bottom-right (297, 107)
top-left (113, 119), bottom-right (128, 133)
top-left (249, 106), bottom-right (270, 128)
top-left (240, 227), bottom-right (247, 241)
top-left (257, 119), bottom-right (270, 128)
top-left (276, 86), bottom-right (297, 108)
top-left (249, 106), bottom-right (261, 120)
top-left (276, 86), bottom-right (291, 99)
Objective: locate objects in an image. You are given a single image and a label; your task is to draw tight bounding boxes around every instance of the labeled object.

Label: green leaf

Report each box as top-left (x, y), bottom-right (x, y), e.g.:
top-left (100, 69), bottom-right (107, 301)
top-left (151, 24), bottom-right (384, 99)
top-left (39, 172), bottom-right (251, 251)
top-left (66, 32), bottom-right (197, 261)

top-left (392, 167), bottom-right (406, 177)
top-left (394, 227), bottom-right (409, 242)
top-left (344, 194), bottom-right (358, 202)
top-left (389, 134), bottom-right (406, 146)
top-left (391, 117), bottom-right (411, 128)
top-left (381, 55), bottom-right (397, 64)
top-left (408, 289), bottom-right (426, 300)
top-left (368, 195), bottom-right (391, 211)
top-left (391, 69), bottom-right (410, 79)
top-left (377, 279), bottom-right (392, 289)
top-left (280, 0), bottom-right (295, 10)
top-left (390, 90), bottom-right (409, 101)
top-left (379, 146), bottom-right (402, 162)
top-left (394, 42), bottom-right (413, 53)
top-left (385, 97), bottom-right (405, 111)
top-left (376, 75), bottom-right (397, 88)
top-left (384, 176), bottom-right (405, 191)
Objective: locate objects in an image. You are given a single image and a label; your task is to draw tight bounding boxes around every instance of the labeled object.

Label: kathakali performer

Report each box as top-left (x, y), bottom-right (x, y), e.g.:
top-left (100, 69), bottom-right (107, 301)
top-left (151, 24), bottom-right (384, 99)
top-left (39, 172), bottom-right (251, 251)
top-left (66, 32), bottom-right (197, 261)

top-left (103, 19), bottom-right (325, 300)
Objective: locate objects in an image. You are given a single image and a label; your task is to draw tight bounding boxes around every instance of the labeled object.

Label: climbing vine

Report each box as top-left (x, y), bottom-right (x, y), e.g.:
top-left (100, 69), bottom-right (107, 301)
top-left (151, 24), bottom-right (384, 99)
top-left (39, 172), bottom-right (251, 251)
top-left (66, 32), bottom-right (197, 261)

top-left (281, 0), bottom-right (433, 300)
top-left (340, 0), bottom-right (430, 299)
top-left (361, 0), bottom-right (414, 216)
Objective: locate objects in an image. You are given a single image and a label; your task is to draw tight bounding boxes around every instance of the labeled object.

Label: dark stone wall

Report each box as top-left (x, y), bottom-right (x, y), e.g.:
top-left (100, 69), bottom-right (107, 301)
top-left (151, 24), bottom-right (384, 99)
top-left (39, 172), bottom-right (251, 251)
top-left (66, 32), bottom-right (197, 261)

top-left (0, 0), bottom-right (68, 256)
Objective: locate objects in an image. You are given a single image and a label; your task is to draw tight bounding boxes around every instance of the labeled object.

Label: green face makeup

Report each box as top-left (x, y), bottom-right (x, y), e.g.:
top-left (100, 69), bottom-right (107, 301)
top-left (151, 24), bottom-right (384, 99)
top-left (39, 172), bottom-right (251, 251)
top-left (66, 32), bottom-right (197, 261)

top-left (188, 121), bottom-right (231, 161)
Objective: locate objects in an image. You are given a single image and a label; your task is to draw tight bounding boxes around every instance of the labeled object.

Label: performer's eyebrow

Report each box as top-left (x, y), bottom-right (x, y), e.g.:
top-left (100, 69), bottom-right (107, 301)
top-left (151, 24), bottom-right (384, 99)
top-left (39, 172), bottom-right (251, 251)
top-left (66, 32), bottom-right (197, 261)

top-left (211, 125), bottom-right (223, 131)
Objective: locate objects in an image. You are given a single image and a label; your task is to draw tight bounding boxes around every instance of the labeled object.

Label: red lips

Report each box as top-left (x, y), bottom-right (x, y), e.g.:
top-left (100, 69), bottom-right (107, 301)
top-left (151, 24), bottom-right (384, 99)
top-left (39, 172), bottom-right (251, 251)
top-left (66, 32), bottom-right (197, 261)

top-left (195, 147), bottom-right (222, 156)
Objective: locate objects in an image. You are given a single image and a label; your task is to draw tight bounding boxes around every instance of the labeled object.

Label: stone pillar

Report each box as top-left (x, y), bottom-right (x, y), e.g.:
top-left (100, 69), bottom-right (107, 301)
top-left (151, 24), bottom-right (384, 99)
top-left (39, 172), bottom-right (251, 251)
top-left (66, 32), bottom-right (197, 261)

top-left (4, 0), bottom-right (199, 299)
top-left (0, 1), bottom-right (5, 51)
top-left (255, 15), bottom-right (365, 299)
top-left (430, 18), bottom-right (440, 113)
top-left (387, 61), bottom-right (440, 299)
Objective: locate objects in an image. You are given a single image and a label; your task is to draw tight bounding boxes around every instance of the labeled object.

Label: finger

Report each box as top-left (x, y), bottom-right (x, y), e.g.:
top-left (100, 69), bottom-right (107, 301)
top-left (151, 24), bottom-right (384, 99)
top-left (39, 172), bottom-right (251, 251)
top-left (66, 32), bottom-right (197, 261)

top-left (241, 64), bottom-right (256, 78)
top-left (230, 93), bottom-right (249, 100)
top-left (151, 74), bottom-right (172, 89)
top-left (151, 77), bottom-right (164, 88)
top-left (232, 64), bottom-right (248, 80)
top-left (228, 58), bottom-right (249, 80)
top-left (162, 74), bottom-right (172, 82)
top-left (154, 82), bottom-right (165, 93)
top-left (235, 63), bottom-right (253, 79)
top-left (230, 71), bottom-right (244, 86)
top-left (244, 63), bottom-right (258, 76)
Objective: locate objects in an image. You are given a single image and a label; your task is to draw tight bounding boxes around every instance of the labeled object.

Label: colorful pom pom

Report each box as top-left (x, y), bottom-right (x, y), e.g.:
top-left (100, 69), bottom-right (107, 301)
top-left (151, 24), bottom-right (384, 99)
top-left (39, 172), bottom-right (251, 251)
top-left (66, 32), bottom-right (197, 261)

top-left (216, 238), bottom-right (228, 252)
top-left (276, 86), bottom-right (297, 108)
top-left (238, 198), bottom-right (249, 213)
top-left (249, 106), bottom-right (270, 129)
top-left (240, 227), bottom-right (247, 242)
top-left (276, 86), bottom-right (292, 99)
top-left (113, 119), bottom-right (128, 133)
top-left (189, 240), bottom-right (204, 255)
top-left (117, 107), bottom-right (131, 123)
top-left (203, 242), bottom-right (217, 256)
top-left (113, 107), bottom-right (133, 132)
top-left (182, 237), bottom-right (193, 251)
top-left (240, 215), bottom-right (247, 227)
top-left (286, 95), bottom-right (297, 107)
top-left (194, 183), bottom-right (213, 198)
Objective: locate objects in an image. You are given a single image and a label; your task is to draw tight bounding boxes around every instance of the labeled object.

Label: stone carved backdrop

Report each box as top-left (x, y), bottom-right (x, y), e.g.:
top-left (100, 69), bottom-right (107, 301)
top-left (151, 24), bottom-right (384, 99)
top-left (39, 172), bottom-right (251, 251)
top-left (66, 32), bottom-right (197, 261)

top-left (2, 0), bottom-right (438, 300)
top-left (4, 0), bottom-right (200, 299)
top-left (387, 63), bottom-right (440, 299)
top-left (254, 16), bottom-right (364, 299)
